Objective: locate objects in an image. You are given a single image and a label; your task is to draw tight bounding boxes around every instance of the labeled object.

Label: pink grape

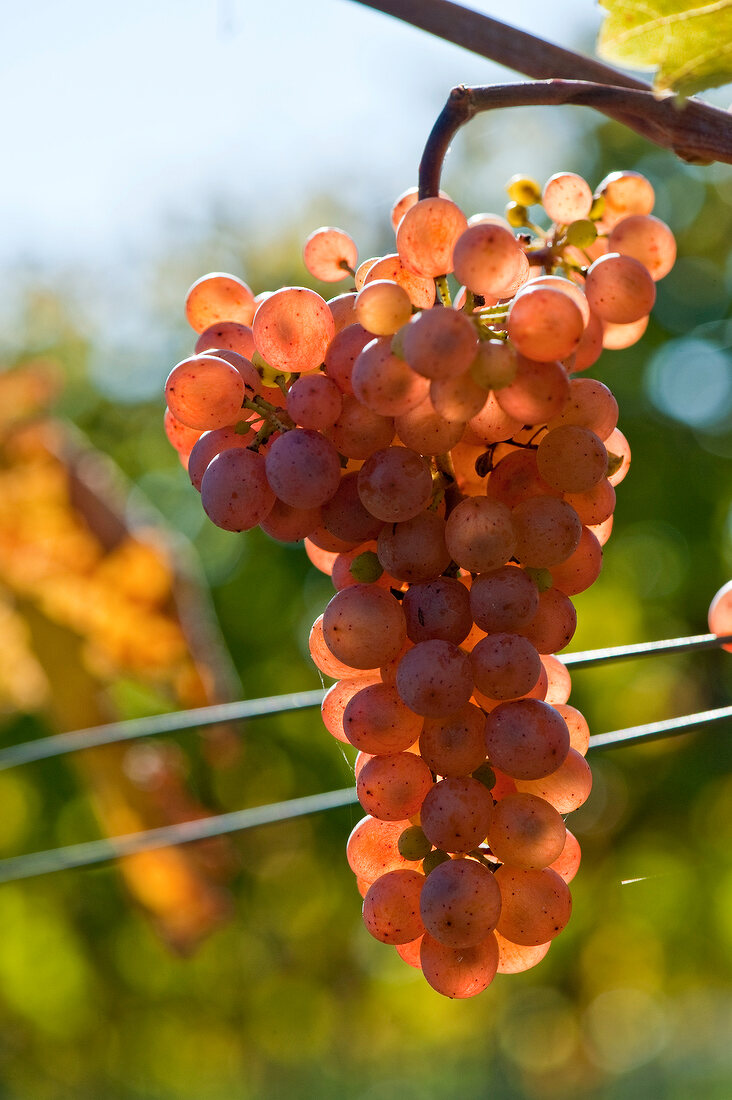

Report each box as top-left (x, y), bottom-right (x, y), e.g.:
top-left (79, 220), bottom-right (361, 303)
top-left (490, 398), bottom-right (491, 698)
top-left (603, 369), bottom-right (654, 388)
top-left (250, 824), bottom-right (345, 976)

top-left (323, 584), bottom-right (406, 670)
top-left (445, 497), bottom-right (516, 574)
top-left (253, 286), bottom-right (335, 374)
top-left (452, 223), bottom-right (525, 297)
top-left (484, 698), bottom-right (570, 780)
top-left (327, 292), bottom-right (358, 334)
top-left (260, 498), bottom-right (322, 543)
top-left (565, 478), bottom-right (616, 526)
top-left (495, 932), bottom-right (551, 974)
top-left (605, 427), bottom-right (632, 486)
top-left (536, 425), bottom-right (608, 494)
top-left (396, 640), bottom-right (473, 718)
top-left (596, 170), bottom-right (655, 228)
top-left (264, 429), bottom-right (341, 509)
top-left (554, 704), bottom-right (590, 755)
top-left (395, 396), bottom-right (465, 455)
top-left (485, 450), bottom-right (559, 510)
top-left (396, 197), bottom-right (468, 277)
top-left (468, 392), bottom-right (523, 445)
top-left (362, 869), bottom-right (425, 944)
top-left (419, 704), bottom-right (487, 777)
top-left (165, 355), bottom-right (245, 430)
top-left (363, 254), bottom-right (436, 309)
top-left (322, 675), bottom-right (379, 743)
top-left (327, 394), bottom-right (395, 458)
top-left (430, 371), bottom-right (487, 422)
top-left (548, 526), bottom-right (603, 595)
top-left (402, 578), bottom-right (472, 645)
top-left (321, 473), bottom-right (384, 544)
top-left (420, 931), bottom-right (499, 998)
top-left (194, 322), bottom-right (256, 359)
top-left (355, 280), bottom-right (413, 336)
top-left (286, 374), bottom-right (342, 429)
top-left (470, 566), bottom-right (540, 633)
top-left (529, 275), bottom-right (590, 325)
top-left (164, 408), bottom-right (202, 456)
top-left (303, 226), bottom-right (358, 282)
top-left (357, 447), bottom-right (433, 523)
top-left (343, 682), bottom-right (423, 754)
top-left (346, 816), bottom-right (422, 882)
top-left (514, 747), bottom-right (592, 813)
top-left (584, 253), bottom-right (656, 325)
top-left (550, 828), bottom-right (582, 883)
top-left (542, 172), bottom-right (593, 224)
top-left (377, 510), bottom-right (451, 583)
top-left (512, 495), bottom-right (582, 568)
top-left (495, 866), bottom-right (572, 946)
top-left (420, 857), bottom-right (502, 947)
top-left (507, 287), bottom-right (585, 362)
top-left (185, 272), bottom-right (255, 332)
top-left (608, 213), bottom-right (676, 281)
top-left (420, 776), bottom-right (494, 854)
top-left (352, 337), bottom-right (430, 417)
top-left (518, 587), bottom-right (577, 654)
top-left (487, 792), bottom-right (566, 869)
top-left (402, 308), bottom-right (478, 381)
top-left (357, 752), bottom-right (434, 821)
top-left (187, 425), bottom-right (255, 491)
top-left (470, 634), bottom-right (542, 700)
top-left (200, 447), bottom-right (275, 531)
top-left (324, 324), bottom-right (372, 394)
top-left (542, 655), bottom-right (572, 705)
top-left (309, 614), bottom-right (375, 680)
top-left (495, 356), bottom-right (570, 424)
top-left (602, 315), bottom-right (649, 350)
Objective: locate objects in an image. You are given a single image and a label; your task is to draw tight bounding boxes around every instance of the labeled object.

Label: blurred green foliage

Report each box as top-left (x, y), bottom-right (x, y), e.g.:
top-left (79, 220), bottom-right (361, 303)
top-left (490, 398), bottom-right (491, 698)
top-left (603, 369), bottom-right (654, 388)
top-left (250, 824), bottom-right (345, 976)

top-left (0, 108), bottom-right (731, 1100)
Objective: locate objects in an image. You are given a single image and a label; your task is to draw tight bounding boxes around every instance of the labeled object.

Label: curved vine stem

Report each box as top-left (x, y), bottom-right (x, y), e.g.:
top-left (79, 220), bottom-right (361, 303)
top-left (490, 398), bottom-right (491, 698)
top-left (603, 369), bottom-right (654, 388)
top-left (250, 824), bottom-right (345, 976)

top-left (419, 81), bottom-right (732, 199)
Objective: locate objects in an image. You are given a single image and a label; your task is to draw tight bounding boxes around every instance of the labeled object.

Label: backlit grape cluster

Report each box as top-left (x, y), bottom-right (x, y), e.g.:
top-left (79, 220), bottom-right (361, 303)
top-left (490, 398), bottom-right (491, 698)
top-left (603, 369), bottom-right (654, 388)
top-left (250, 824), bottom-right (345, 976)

top-left (164, 169), bottom-right (675, 997)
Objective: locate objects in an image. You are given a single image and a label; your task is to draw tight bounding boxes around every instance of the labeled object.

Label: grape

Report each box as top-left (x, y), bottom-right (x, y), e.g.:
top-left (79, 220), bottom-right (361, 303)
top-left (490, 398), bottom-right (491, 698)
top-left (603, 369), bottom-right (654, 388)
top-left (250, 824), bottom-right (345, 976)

top-left (332, 545), bottom-right (389, 590)
top-left (550, 828), bottom-right (581, 883)
top-left (164, 408), bottom-right (202, 456)
top-left (542, 172), bottom-right (593, 224)
top-left (322, 675), bottom-right (379, 743)
top-left (396, 640), bottom-right (473, 718)
top-left (708, 579), bottom-right (732, 652)
top-left (584, 253), bottom-right (656, 325)
top-left (377, 510), bottom-right (451, 583)
top-left (304, 539), bottom-right (338, 576)
top-left (470, 566), bottom-right (540, 633)
top-left (328, 292), bottom-right (358, 334)
top-left (327, 394), bottom-right (395, 458)
top-left (200, 448), bottom-right (275, 531)
top-left (470, 634), bottom-right (542, 700)
top-left (402, 308), bottom-right (478, 381)
top-left (165, 355), bottom-right (245, 431)
top-left (506, 175), bottom-right (541, 206)
top-left (596, 170), bottom-right (655, 228)
top-left (355, 279), bottom-right (413, 336)
top-left (547, 378), bottom-right (618, 440)
top-left (570, 310), bottom-right (605, 372)
top-left (495, 866), bottom-right (572, 946)
top-left (495, 931), bottom-right (551, 974)
top-left (548, 526), bottom-right (602, 595)
top-left (347, 816), bottom-right (422, 881)
top-left (324, 323), bottom-right (372, 395)
top-left (310, 614), bottom-right (376, 680)
top-left (554, 704), bottom-right (590, 755)
top-left (391, 187), bottom-right (420, 231)
top-left (419, 704), bottom-right (487, 777)
top-left (396, 197), bottom-right (468, 277)
top-left (528, 275), bottom-right (590, 325)
top-left (286, 374), bottom-right (342, 430)
top-left (512, 496), bottom-right (582, 568)
top-left (321, 474), bottom-right (384, 544)
top-left (362, 869), bottom-right (425, 944)
top-left (363, 254), bottom-right (436, 309)
top-left (485, 450), bottom-right (559, 510)
top-left (303, 226), bottom-right (358, 282)
top-left (607, 214), bottom-right (676, 283)
top-left (420, 930), bottom-right (499, 998)
top-left (536, 426), bottom-right (608, 494)
top-left (468, 392), bottom-right (523, 444)
top-left (398, 826), bottom-right (433, 861)
top-left (490, 768), bottom-right (518, 801)
top-left (194, 322), bottom-right (256, 359)
top-left (188, 426), bottom-right (255, 492)
top-left (430, 372), bottom-right (487, 421)
top-left (395, 396), bottom-right (465, 455)
top-left (484, 698), bottom-right (570, 780)
top-left (309, 524), bottom-right (361, 554)
top-left (452, 223), bottom-right (525, 297)
top-left (487, 792), bottom-right (566, 869)
top-left (469, 340), bottom-right (518, 390)
top-left (260, 499), bottom-right (323, 544)
top-left (357, 752), bottom-right (434, 820)
top-left (507, 287), bottom-right (585, 362)
top-left (323, 584), bottom-right (406, 670)
top-left (185, 272), bottom-right (255, 332)
top-left (420, 857), bottom-right (502, 947)
top-left (395, 935), bottom-right (424, 969)
top-left (357, 447), bottom-right (433, 523)
top-left (352, 337), bottom-right (430, 417)
top-left (542, 654), bottom-right (572, 705)
top-left (564, 478), bottom-right (616, 526)
top-left (602, 315), bottom-right (649, 350)
top-left (264, 429), bottom-right (341, 509)
top-left (402, 578), bottom-right (472, 645)
top-left (605, 427), bottom-right (631, 486)
top-left (253, 286), bottom-right (335, 374)
top-left (420, 776), bottom-right (494, 854)
top-left (343, 682), bottom-right (423, 754)
top-left (495, 356), bottom-right (570, 423)
top-left (514, 747), bottom-right (593, 812)
top-left (518, 587), bottom-right (577, 654)
top-left (445, 497), bottom-right (516, 574)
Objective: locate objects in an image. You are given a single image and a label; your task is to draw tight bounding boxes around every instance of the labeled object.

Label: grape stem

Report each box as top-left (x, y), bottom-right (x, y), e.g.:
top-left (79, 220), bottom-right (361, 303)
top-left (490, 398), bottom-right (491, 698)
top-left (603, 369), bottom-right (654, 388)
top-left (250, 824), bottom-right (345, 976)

top-left (417, 82), bottom-right (732, 199)
top-left (351, 0), bottom-right (732, 169)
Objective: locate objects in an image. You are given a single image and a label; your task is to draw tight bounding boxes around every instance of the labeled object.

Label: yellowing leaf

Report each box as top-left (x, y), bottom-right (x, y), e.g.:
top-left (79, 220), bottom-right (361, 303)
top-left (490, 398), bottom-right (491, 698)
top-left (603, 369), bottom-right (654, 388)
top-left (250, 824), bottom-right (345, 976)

top-left (597, 0), bottom-right (732, 96)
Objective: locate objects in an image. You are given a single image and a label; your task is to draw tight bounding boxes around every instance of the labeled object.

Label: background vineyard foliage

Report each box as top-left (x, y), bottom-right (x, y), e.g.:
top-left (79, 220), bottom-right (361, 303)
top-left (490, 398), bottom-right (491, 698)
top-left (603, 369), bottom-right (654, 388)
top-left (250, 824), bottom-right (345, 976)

top-left (1, 103), bottom-right (732, 1098)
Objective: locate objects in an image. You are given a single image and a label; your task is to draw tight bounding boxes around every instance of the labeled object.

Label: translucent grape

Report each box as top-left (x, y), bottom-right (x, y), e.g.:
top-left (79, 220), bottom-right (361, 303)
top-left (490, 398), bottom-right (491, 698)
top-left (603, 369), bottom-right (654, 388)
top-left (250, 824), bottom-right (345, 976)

top-left (514, 747), bottom-right (592, 812)
top-left (303, 226), bottom-right (358, 282)
top-left (253, 286), bottom-right (335, 374)
top-left (357, 447), bottom-right (433, 523)
top-left (468, 392), bottom-right (523, 444)
top-left (286, 374), bottom-right (342, 430)
top-left (550, 828), bottom-right (581, 883)
top-left (395, 396), bottom-right (465, 455)
top-left (554, 704), bottom-right (590, 756)
top-left (470, 566), bottom-right (540, 633)
top-left (395, 935), bottom-right (424, 969)
top-left (310, 614), bottom-right (376, 679)
top-left (430, 372), bottom-right (487, 421)
top-left (495, 866), bottom-right (572, 946)
top-left (355, 279), bottom-right (413, 336)
top-left (584, 254), bottom-right (656, 325)
top-left (321, 474), bottom-right (384, 544)
top-left (260, 499), bottom-right (323, 543)
top-left (402, 578), bottom-right (472, 646)
top-left (536, 425), bottom-right (607, 494)
top-left (542, 172), bottom-right (593, 224)
top-left (487, 792), bottom-right (566, 869)
top-left (608, 213), bottom-right (676, 282)
top-left (328, 292), bottom-right (358, 334)
top-left (518, 587), bottom-right (577, 654)
top-left (351, 337), bottom-right (430, 417)
top-left (200, 447), bottom-right (275, 531)
top-left (506, 175), bottom-right (541, 206)
top-left (419, 704), bottom-right (487, 777)
top-left (327, 394), bottom-right (395, 458)
top-left (185, 272), bottom-right (255, 332)
top-left (304, 539), bottom-right (338, 576)
top-left (570, 311), bottom-right (605, 372)
top-left (542, 654), bottom-right (572, 705)
top-left (347, 816), bottom-right (422, 881)
top-left (357, 752), bottom-right (434, 820)
top-left (485, 450), bottom-right (559, 510)
top-left (322, 675), bottom-right (379, 743)
top-left (343, 682), bottom-right (424, 754)
top-left (445, 497), bottom-right (516, 574)
top-left (495, 932), bottom-right (551, 974)
top-left (420, 776), bottom-right (494, 854)
top-left (602, 315), bottom-right (649, 351)
top-left (194, 322), bottom-right (256, 359)
top-left (420, 930), bottom-right (499, 998)
top-left (528, 275), bottom-right (590, 325)
top-left (323, 584), bottom-right (406, 670)
top-left (452, 223), bottom-right (525, 297)
top-left (188, 425), bottom-right (255, 491)
top-left (265, 429), bottom-right (341, 509)
top-left (708, 579), bottom-right (732, 652)
top-left (469, 340), bottom-right (518, 390)
top-left (164, 408), bottom-right (202, 456)
top-left (564, 477), bottom-right (616, 526)
top-left (507, 287), bottom-right (585, 362)
top-left (377, 510), bottom-right (451, 583)
top-left (596, 170), bottom-right (655, 228)
top-left (363, 254), bottom-right (436, 309)
top-left (324, 323), bottom-right (372, 395)
top-left (362, 869), bottom-right (425, 944)
top-left (495, 356), bottom-right (570, 424)
top-left (548, 526), bottom-right (602, 595)
top-left (396, 640), bottom-right (473, 718)
top-left (471, 634), bottom-right (541, 700)
top-left (605, 427), bottom-right (631, 486)
top-left (165, 355), bottom-right (245, 430)
top-left (391, 187), bottom-right (420, 231)
top-left (512, 495), bottom-right (582, 568)
top-left (396, 197), bottom-right (468, 277)
top-left (420, 857), bottom-right (502, 948)
top-left (402, 308), bottom-right (478, 381)
top-left (484, 698), bottom-right (570, 780)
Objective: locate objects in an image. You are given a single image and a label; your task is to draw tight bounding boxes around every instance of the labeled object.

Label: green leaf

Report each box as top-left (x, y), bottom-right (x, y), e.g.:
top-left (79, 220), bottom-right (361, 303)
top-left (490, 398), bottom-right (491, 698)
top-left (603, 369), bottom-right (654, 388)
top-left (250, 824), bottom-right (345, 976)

top-left (597, 0), bottom-right (732, 96)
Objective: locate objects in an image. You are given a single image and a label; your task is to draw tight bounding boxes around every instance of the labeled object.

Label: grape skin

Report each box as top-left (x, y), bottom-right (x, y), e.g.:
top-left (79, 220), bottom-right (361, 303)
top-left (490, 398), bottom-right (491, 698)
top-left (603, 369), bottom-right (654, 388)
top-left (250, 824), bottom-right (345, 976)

top-left (362, 869), bottom-right (425, 944)
top-left (420, 930), bottom-right (500, 998)
top-left (419, 858), bottom-right (502, 948)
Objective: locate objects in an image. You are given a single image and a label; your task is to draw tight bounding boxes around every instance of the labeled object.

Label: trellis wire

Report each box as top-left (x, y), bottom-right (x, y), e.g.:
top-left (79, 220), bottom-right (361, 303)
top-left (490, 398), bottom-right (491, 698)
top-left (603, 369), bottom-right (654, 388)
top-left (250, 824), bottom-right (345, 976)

top-left (0, 703), bottom-right (729, 885)
top-left (0, 632), bottom-right (729, 771)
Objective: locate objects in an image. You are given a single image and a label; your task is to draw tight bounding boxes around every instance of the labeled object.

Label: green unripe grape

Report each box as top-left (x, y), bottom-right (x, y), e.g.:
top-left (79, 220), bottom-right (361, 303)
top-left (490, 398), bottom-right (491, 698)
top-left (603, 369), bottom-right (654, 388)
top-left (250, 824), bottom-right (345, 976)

top-left (349, 550), bottom-right (384, 584)
top-left (472, 763), bottom-right (496, 790)
top-left (505, 202), bottom-right (529, 228)
top-left (469, 340), bottom-right (518, 391)
top-left (589, 194), bottom-right (606, 221)
top-left (398, 825), bottom-right (433, 861)
top-left (390, 325), bottom-right (408, 360)
top-left (606, 451), bottom-right (624, 478)
top-left (506, 174), bottom-right (541, 206)
top-left (422, 848), bottom-right (451, 875)
top-left (251, 351), bottom-right (285, 386)
top-left (524, 566), bottom-right (554, 592)
top-left (566, 219), bottom-right (598, 248)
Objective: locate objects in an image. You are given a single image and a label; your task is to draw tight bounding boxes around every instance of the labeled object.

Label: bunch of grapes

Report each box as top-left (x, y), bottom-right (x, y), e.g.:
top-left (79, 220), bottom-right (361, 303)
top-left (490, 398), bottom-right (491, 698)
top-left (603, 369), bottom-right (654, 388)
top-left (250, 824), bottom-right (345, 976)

top-left (164, 169), bottom-right (675, 997)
